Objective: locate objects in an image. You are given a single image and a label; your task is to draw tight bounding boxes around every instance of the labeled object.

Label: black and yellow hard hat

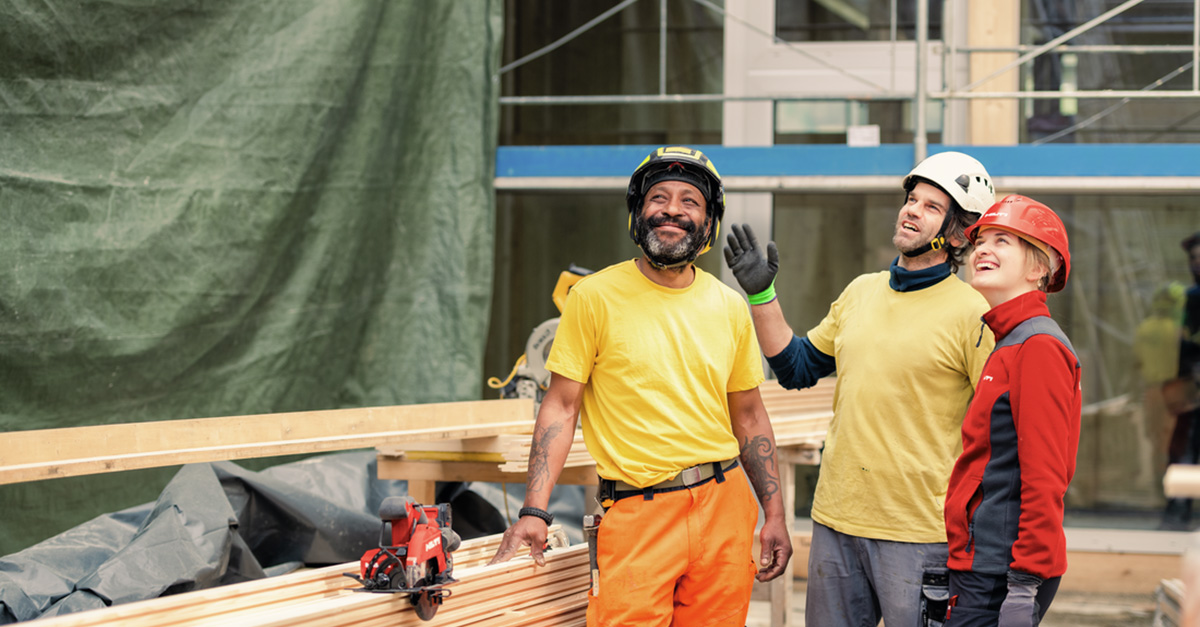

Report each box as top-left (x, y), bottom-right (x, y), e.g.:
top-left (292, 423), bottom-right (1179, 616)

top-left (625, 146), bottom-right (725, 255)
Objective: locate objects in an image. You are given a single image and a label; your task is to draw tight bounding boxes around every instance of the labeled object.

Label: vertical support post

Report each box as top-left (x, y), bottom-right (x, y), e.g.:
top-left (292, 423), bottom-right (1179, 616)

top-left (967, 0), bottom-right (1021, 145)
top-left (721, 0), bottom-right (774, 295)
top-left (942, 0), bottom-right (954, 143)
top-left (409, 479), bottom-right (438, 506)
top-left (660, 0), bottom-right (668, 96)
top-left (915, 0), bottom-right (929, 163)
top-left (890, 0), bottom-right (898, 91)
top-left (769, 452), bottom-right (798, 626)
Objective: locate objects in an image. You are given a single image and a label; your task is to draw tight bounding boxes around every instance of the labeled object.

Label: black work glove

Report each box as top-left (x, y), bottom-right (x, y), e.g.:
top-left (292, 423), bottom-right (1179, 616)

top-left (723, 223), bottom-right (779, 299)
top-left (997, 570), bottom-right (1043, 627)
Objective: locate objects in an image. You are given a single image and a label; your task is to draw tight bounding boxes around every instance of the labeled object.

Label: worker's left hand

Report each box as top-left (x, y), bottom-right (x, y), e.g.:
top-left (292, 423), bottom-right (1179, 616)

top-left (724, 224), bottom-right (779, 299)
top-left (754, 517), bottom-right (793, 582)
top-left (487, 516), bottom-right (548, 567)
top-left (997, 570), bottom-right (1042, 627)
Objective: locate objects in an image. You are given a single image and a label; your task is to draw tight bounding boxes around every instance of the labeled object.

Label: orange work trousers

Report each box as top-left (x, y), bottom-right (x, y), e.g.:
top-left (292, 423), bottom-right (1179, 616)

top-left (586, 465), bottom-right (759, 627)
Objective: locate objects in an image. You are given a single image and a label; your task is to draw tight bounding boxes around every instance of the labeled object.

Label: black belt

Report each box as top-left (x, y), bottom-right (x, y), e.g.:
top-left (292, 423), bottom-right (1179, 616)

top-left (597, 458), bottom-right (739, 508)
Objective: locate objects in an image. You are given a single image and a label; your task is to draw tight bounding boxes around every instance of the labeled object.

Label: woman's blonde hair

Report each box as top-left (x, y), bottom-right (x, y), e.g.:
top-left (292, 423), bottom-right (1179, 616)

top-left (1021, 239), bottom-right (1053, 292)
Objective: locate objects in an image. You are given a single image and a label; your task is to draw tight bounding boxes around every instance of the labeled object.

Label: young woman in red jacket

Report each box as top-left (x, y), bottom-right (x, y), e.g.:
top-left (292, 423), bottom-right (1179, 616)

top-left (943, 195), bottom-right (1082, 627)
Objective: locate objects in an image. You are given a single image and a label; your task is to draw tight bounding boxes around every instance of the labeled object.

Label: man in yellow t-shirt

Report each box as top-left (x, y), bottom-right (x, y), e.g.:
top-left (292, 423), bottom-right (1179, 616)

top-left (489, 146), bottom-right (792, 626)
top-left (724, 151), bottom-right (997, 627)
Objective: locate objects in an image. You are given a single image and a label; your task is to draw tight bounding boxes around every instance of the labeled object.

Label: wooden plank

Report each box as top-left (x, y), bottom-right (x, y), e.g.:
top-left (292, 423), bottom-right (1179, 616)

top-left (1058, 551), bottom-right (1181, 596)
top-left (966, 0), bottom-right (1020, 145)
top-left (373, 377), bottom-right (833, 489)
top-left (377, 435), bottom-right (527, 457)
top-left (31, 529), bottom-right (576, 627)
top-left (406, 480), bottom-right (438, 506)
top-left (377, 459), bottom-right (598, 486)
top-left (399, 451), bottom-right (509, 463)
top-left (1165, 464), bottom-right (1200, 498)
top-left (786, 530), bottom-right (1182, 598)
top-left (768, 454), bottom-right (796, 625)
top-left (271, 549), bottom-right (587, 627)
top-left (0, 399), bottom-right (533, 485)
top-left (1158, 578), bottom-right (1183, 626)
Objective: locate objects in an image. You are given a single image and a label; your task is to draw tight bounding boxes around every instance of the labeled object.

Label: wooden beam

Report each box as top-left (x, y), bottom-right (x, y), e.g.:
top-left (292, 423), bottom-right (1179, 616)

top-left (30, 528), bottom-right (578, 627)
top-left (377, 435), bottom-right (525, 457)
top-left (375, 377), bottom-right (832, 488)
top-left (377, 459), bottom-right (598, 486)
top-left (786, 530), bottom-right (1182, 597)
top-left (1164, 463), bottom-right (1200, 498)
top-left (1059, 551), bottom-right (1180, 596)
top-left (967, 0), bottom-right (1021, 145)
top-left (406, 480), bottom-right (439, 506)
top-left (1157, 578), bottom-right (1183, 626)
top-left (0, 399), bottom-right (533, 485)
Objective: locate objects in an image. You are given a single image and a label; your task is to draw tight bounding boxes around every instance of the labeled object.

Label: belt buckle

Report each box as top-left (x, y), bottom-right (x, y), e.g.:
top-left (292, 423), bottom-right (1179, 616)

top-left (680, 465), bottom-right (703, 486)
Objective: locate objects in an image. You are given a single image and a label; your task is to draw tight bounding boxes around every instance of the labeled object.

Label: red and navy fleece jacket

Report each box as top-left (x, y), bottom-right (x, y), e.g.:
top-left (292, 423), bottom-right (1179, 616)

top-left (944, 290), bottom-right (1082, 580)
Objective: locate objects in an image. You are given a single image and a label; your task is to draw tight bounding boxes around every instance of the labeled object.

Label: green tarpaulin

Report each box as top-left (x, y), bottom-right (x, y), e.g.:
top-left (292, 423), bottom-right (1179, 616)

top-left (0, 0), bottom-right (501, 555)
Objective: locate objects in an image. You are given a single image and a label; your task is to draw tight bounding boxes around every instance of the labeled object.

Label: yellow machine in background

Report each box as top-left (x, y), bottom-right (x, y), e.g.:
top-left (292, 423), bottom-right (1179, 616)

top-left (487, 265), bottom-right (592, 411)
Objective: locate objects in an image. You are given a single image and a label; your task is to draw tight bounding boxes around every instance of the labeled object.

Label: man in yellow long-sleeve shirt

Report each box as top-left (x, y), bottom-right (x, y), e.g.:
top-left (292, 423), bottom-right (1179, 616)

top-left (724, 151), bottom-right (997, 627)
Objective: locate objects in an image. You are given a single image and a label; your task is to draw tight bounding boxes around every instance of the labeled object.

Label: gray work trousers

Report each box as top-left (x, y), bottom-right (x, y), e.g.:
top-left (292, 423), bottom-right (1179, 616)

top-left (806, 521), bottom-right (950, 627)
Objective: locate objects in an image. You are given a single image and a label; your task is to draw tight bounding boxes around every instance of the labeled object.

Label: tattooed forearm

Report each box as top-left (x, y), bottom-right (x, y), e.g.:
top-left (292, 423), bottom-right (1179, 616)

top-left (739, 435), bottom-right (781, 505)
top-left (527, 421), bottom-right (564, 495)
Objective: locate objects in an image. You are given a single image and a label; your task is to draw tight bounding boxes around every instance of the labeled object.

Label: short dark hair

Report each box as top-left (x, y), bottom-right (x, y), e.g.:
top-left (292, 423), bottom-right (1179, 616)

top-left (944, 203), bottom-right (974, 273)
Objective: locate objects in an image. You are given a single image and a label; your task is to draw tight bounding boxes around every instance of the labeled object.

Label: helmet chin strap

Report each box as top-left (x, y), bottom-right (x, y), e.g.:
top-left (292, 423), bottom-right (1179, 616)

top-left (902, 212), bottom-right (951, 258)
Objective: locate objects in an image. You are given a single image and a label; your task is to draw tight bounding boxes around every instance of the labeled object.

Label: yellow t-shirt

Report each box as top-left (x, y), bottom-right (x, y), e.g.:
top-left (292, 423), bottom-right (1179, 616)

top-left (808, 271), bottom-right (993, 543)
top-left (546, 259), bottom-right (764, 488)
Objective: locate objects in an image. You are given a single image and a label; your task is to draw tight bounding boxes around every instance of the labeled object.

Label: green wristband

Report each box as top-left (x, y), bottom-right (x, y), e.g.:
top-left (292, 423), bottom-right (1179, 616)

top-left (747, 280), bottom-right (777, 305)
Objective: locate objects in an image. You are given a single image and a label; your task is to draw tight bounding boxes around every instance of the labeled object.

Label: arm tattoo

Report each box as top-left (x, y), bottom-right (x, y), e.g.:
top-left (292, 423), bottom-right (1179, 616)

top-left (739, 435), bottom-right (781, 505)
top-left (527, 421), bottom-right (564, 495)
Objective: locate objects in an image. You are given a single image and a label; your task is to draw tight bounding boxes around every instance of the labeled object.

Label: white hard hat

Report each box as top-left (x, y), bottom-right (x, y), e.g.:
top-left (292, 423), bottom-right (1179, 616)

top-left (902, 151), bottom-right (995, 216)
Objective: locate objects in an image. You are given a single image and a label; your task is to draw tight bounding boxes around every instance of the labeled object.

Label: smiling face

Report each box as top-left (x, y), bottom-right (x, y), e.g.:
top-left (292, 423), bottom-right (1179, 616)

top-left (635, 179), bottom-right (710, 267)
top-left (893, 181), bottom-right (954, 266)
top-left (969, 226), bottom-right (1050, 308)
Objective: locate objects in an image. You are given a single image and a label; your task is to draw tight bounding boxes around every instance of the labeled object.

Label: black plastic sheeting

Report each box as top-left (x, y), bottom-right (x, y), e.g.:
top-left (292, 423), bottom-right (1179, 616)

top-left (0, 451), bottom-right (527, 623)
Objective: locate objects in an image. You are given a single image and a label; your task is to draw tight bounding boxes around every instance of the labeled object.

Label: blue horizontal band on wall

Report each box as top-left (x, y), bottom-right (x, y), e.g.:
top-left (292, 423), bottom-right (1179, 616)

top-left (496, 144), bottom-right (1200, 178)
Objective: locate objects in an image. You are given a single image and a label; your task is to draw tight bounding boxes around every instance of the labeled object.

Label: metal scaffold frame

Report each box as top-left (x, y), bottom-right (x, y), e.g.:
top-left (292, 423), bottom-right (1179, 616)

top-left (497, 0), bottom-right (1200, 181)
top-left (500, 0), bottom-right (1200, 125)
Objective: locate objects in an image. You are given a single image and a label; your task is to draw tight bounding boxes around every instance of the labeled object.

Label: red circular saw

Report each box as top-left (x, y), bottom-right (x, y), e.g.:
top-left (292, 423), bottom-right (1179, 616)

top-left (345, 496), bottom-right (461, 620)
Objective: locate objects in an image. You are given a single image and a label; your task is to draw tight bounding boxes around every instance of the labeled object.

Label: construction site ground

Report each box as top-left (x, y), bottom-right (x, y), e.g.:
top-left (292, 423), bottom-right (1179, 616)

top-left (745, 513), bottom-right (1178, 626)
top-left (745, 582), bottom-right (1159, 626)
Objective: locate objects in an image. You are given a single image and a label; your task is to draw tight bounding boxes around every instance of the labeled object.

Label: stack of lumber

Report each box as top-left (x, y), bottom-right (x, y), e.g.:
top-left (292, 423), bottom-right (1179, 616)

top-left (386, 377), bottom-right (837, 474)
top-left (32, 528), bottom-right (586, 627)
top-left (1155, 578), bottom-right (1183, 627)
top-left (499, 431), bottom-right (589, 474)
top-left (758, 378), bottom-right (835, 449)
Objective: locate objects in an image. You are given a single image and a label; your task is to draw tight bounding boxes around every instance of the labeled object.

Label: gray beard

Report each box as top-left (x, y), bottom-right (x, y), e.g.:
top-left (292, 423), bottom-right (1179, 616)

top-left (636, 213), bottom-right (706, 267)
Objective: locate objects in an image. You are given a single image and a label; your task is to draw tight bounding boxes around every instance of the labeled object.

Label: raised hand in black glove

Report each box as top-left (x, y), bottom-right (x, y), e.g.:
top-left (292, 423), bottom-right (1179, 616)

top-left (723, 223), bottom-right (779, 302)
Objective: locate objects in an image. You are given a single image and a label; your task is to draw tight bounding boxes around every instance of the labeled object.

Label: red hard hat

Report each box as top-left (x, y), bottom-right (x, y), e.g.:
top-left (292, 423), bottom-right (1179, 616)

top-left (967, 194), bottom-right (1071, 293)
